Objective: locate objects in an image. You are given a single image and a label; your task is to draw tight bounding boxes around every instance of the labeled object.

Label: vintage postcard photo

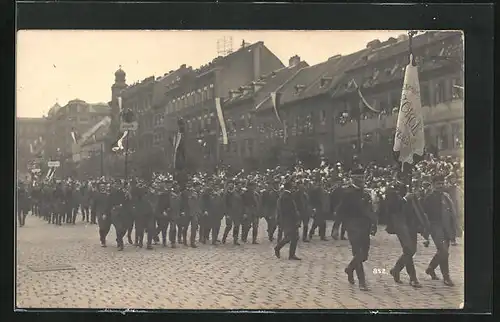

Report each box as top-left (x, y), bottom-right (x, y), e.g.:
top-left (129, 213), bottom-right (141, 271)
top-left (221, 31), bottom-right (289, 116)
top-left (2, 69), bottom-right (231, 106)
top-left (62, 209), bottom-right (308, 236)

top-left (16, 30), bottom-right (464, 310)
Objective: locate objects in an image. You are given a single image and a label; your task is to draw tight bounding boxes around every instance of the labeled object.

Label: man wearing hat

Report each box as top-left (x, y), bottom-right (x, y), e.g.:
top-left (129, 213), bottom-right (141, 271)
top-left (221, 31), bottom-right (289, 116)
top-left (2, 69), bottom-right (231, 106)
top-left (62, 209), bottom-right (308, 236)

top-left (222, 180), bottom-right (244, 246)
top-left (262, 178), bottom-right (280, 242)
top-left (386, 172), bottom-right (426, 288)
top-left (335, 168), bottom-right (377, 291)
top-left (421, 175), bottom-right (457, 286)
top-left (241, 181), bottom-right (260, 244)
top-left (445, 173), bottom-right (463, 246)
top-left (274, 177), bottom-right (301, 260)
top-left (308, 173), bottom-right (329, 241)
top-left (293, 179), bottom-right (311, 242)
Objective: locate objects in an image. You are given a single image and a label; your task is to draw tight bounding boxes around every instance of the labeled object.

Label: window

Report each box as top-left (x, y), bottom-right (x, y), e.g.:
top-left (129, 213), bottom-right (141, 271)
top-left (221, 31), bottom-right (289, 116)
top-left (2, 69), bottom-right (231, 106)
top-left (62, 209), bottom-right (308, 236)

top-left (232, 141), bottom-right (237, 153)
top-left (438, 125), bottom-right (449, 150)
top-left (452, 123), bottom-right (463, 149)
top-left (434, 80), bottom-right (446, 105)
top-left (224, 141), bottom-right (231, 152)
top-left (248, 139), bottom-right (254, 156)
top-left (247, 114), bottom-right (253, 128)
top-left (207, 88), bottom-right (213, 100)
top-left (240, 141), bottom-right (246, 157)
top-left (420, 82), bottom-right (430, 107)
top-left (320, 110), bottom-right (326, 126)
top-left (389, 91), bottom-right (400, 110)
top-left (424, 127), bottom-right (432, 146)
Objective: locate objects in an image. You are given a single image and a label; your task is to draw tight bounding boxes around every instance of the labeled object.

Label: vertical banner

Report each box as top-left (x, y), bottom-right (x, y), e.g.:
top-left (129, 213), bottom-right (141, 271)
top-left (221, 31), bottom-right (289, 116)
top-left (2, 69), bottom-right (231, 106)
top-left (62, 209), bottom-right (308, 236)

top-left (118, 96), bottom-right (123, 111)
top-left (215, 97), bottom-right (228, 145)
top-left (270, 92), bottom-right (283, 124)
top-left (393, 54), bottom-right (425, 168)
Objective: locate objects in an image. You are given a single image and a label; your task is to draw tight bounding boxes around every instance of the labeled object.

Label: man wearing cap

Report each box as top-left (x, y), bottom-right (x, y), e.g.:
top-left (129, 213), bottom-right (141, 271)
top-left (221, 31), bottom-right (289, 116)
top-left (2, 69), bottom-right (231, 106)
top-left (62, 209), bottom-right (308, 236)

top-left (330, 177), bottom-right (346, 240)
top-left (293, 179), bottom-right (311, 242)
top-left (274, 178), bottom-right (301, 260)
top-left (335, 168), bottom-right (377, 291)
top-left (262, 179), bottom-right (280, 242)
top-left (445, 174), bottom-right (463, 246)
top-left (222, 180), bottom-right (244, 246)
top-left (421, 175), bottom-right (457, 286)
top-left (386, 172), bottom-right (427, 288)
top-left (199, 182), bottom-right (214, 244)
top-left (241, 181), bottom-right (260, 244)
top-left (308, 174), bottom-right (329, 241)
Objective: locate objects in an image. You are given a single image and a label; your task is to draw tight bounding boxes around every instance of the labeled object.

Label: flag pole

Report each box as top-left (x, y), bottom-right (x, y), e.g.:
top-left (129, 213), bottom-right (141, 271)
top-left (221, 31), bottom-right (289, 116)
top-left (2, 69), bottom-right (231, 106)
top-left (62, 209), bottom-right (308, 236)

top-left (407, 30), bottom-right (418, 192)
top-left (124, 133), bottom-right (129, 182)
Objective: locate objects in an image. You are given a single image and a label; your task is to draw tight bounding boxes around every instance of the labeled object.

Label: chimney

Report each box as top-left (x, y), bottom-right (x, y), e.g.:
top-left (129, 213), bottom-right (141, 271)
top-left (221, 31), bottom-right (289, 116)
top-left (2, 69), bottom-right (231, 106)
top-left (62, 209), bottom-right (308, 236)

top-left (289, 55), bottom-right (301, 67)
top-left (366, 39), bottom-right (382, 50)
top-left (180, 64), bottom-right (186, 69)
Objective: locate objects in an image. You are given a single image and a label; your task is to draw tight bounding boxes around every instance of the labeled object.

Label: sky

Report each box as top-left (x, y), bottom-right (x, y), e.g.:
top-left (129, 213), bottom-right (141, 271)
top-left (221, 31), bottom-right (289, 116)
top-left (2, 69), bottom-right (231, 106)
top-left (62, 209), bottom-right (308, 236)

top-left (16, 30), bottom-right (405, 118)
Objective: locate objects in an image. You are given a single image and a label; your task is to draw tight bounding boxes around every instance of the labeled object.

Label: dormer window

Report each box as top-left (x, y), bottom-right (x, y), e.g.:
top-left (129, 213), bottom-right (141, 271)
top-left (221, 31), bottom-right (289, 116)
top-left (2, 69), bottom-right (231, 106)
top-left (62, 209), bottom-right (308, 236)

top-left (295, 84), bottom-right (306, 94)
top-left (320, 76), bottom-right (333, 88)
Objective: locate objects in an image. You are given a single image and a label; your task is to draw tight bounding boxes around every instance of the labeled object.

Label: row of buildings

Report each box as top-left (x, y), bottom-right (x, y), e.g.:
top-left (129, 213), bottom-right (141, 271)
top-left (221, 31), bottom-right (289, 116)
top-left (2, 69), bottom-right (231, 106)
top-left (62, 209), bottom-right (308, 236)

top-left (17, 31), bottom-right (464, 178)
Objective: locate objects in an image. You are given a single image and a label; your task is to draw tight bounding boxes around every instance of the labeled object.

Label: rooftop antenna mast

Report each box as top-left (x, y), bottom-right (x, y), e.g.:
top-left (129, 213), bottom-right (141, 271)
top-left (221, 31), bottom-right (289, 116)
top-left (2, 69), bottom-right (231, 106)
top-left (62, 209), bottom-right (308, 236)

top-left (217, 36), bottom-right (233, 57)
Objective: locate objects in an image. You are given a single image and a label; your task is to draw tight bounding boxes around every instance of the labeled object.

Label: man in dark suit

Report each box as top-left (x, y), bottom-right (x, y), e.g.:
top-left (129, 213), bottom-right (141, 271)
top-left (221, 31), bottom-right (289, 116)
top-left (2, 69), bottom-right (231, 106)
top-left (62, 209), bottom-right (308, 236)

top-left (421, 175), bottom-right (457, 287)
top-left (293, 180), bottom-right (311, 242)
top-left (274, 178), bottom-right (301, 260)
top-left (386, 175), bottom-right (428, 288)
top-left (222, 180), bottom-right (244, 246)
top-left (336, 168), bottom-right (377, 291)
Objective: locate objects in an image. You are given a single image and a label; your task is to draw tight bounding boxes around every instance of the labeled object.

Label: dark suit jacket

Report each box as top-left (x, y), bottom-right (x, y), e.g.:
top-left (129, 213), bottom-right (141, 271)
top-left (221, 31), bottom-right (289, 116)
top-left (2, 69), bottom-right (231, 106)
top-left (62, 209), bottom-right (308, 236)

top-left (278, 190), bottom-right (299, 229)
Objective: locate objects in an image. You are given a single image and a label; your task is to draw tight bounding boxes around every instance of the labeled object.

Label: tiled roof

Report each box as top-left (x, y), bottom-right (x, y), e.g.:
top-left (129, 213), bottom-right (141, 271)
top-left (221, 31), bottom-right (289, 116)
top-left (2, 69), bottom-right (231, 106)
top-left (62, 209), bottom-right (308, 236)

top-left (224, 61), bottom-right (309, 108)
top-left (348, 31), bottom-right (461, 71)
top-left (332, 31), bottom-right (463, 98)
top-left (274, 49), bottom-right (369, 108)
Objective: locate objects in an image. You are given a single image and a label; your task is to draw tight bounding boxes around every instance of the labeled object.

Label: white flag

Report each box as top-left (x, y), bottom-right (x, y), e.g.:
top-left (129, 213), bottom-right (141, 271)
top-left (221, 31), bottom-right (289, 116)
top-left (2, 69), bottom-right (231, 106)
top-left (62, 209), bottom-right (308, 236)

top-left (215, 98), bottom-right (228, 145)
top-left (118, 96), bottom-right (123, 110)
top-left (393, 55), bottom-right (425, 167)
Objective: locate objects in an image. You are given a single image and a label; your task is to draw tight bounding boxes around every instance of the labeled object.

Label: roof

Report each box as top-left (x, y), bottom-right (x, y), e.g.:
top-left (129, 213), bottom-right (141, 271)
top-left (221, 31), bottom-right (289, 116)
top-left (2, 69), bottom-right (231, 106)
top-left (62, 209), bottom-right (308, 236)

top-left (224, 61), bottom-right (309, 108)
top-left (332, 31), bottom-right (463, 98)
top-left (348, 31), bottom-right (462, 71)
top-left (195, 41), bottom-right (266, 77)
top-left (152, 67), bottom-right (192, 108)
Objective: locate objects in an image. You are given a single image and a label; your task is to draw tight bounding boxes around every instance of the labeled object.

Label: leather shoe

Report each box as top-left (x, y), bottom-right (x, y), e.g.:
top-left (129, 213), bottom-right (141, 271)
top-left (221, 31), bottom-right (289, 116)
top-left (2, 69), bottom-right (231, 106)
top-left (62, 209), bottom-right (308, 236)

top-left (274, 247), bottom-right (280, 259)
top-left (425, 268), bottom-right (440, 280)
top-left (390, 268), bottom-right (403, 284)
top-left (344, 268), bottom-right (355, 284)
top-left (289, 256), bottom-right (301, 260)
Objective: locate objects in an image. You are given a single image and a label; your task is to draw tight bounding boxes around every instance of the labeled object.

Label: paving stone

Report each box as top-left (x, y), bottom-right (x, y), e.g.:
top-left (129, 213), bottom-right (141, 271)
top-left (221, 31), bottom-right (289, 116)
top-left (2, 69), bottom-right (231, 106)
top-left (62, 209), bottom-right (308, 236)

top-left (16, 216), bottom-right (464, 309)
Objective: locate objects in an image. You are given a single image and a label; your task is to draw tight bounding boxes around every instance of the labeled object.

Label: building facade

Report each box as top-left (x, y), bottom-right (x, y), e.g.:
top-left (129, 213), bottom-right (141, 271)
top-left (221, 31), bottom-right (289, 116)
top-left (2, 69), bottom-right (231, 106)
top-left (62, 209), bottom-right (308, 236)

top-left (246, 31), bottom-right (464, 169)
top-left (16, 117), bottom-right (47, 174)
top-left (44, 99), bottom-right (112, 177)
top-left (110, 41), bottom-right (285, 175)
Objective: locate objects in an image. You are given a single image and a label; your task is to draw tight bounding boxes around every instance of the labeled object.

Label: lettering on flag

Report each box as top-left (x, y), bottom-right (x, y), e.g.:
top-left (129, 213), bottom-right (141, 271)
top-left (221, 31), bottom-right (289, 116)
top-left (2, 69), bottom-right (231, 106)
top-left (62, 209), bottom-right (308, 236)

top-left (393, 55), bottom-right (425, 167)
top-left (215, 98), bottom-right (228, 145)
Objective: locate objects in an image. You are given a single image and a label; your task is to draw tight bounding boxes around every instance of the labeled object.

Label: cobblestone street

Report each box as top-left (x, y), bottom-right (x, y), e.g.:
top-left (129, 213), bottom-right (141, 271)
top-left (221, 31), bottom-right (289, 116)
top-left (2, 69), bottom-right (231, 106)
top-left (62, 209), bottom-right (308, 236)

top-left (16, 215), bottom-right (464, 310)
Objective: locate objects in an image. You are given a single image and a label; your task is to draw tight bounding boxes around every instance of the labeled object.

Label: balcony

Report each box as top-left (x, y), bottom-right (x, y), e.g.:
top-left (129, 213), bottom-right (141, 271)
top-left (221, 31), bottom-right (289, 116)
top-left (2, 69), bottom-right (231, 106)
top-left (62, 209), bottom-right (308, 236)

top-left (335, 99), bottom-right (463, 141)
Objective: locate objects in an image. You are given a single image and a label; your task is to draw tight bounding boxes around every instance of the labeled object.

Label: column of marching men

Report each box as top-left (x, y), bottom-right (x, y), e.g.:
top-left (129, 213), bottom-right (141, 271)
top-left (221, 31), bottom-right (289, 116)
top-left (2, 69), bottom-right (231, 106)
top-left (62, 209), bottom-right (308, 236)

top-left (17, 155), bottom-right (463, 291)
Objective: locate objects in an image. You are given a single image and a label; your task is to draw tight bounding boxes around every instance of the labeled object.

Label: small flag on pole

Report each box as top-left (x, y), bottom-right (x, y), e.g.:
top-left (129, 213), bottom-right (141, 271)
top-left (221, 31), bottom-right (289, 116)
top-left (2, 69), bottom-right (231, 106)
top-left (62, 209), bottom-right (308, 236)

top-left (350, 79), bottom-right (380, 113)
top-left (215, 97), bottom-right (228, 145)
top-left (393, 54), bottom-right (425, 168)
top-left (173, 119), bottom-right (186, 170)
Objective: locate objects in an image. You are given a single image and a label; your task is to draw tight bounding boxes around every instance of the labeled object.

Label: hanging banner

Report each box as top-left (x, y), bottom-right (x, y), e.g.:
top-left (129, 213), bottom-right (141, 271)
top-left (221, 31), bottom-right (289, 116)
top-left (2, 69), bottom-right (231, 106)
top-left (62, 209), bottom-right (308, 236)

top-left (393, 54), bottom-right (425, 167)
top-left (215, 97), bottom-right (228, 145)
